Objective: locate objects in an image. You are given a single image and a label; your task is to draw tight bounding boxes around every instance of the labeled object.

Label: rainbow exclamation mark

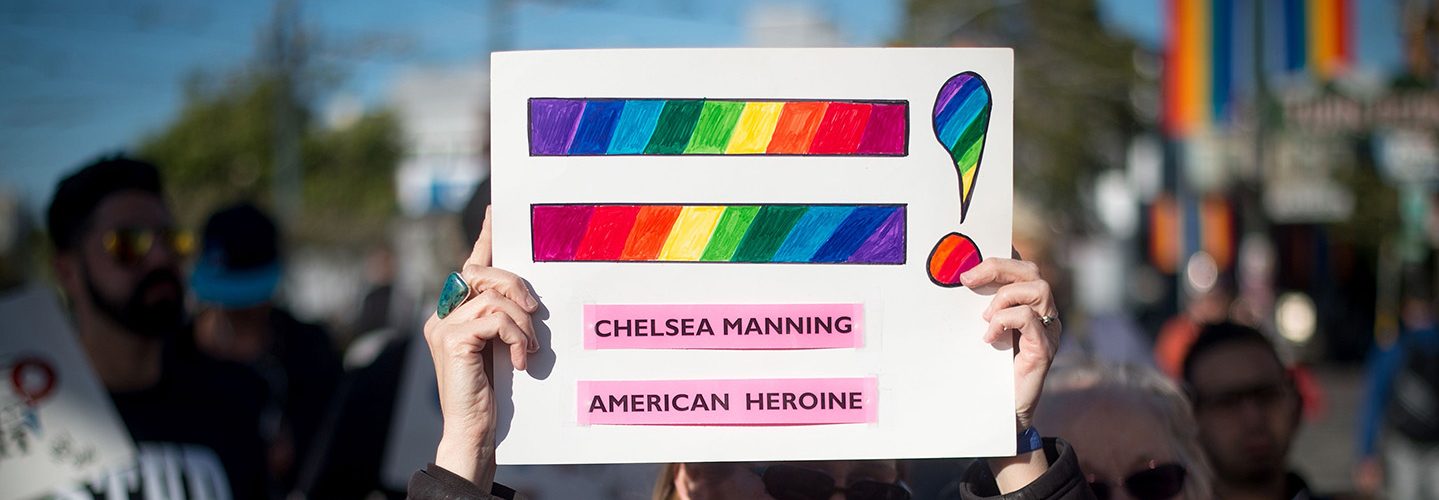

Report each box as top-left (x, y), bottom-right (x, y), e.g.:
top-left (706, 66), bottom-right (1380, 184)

top-left (927, 72), bottom-right (992, 287)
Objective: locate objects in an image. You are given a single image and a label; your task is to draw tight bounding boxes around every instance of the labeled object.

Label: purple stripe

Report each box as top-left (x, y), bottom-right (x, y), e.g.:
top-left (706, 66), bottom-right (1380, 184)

top-left (847, 206), bottom-right (905, 264)
top-left (532, 205), bottom-right (595, 261)
top-left (933, 73), bottom-right (973, 114)
top-left (529, 99), bottom-right (586, 155)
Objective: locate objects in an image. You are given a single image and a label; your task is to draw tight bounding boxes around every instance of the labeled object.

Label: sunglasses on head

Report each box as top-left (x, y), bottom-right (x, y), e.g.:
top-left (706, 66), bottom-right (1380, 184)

top-left (1086, 462), bottom-right (1186, 500)
top-left (101, 227), bottom-right (194, 265)
top-left (755, 464), bottom-right (910, 500)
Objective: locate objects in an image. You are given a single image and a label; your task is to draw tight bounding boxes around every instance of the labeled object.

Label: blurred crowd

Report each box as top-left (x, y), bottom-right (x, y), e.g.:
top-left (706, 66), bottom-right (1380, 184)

top-left (3, 153), bottom-right (1432, 500)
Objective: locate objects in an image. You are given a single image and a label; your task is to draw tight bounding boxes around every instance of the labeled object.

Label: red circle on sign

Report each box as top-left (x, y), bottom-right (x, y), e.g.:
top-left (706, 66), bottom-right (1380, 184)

top-left (11, 357), bottom-right (58, 405)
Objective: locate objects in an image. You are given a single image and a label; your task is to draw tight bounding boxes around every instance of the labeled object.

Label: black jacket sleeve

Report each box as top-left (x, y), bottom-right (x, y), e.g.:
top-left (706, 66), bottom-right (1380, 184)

top-left (958, 438), bottom-right (1096, 500)
top-left (407, 463), bottom-right (519, 500)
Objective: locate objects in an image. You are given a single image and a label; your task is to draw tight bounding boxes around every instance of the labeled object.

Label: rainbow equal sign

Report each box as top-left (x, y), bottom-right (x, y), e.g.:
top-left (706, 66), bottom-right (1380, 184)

top-left (532, 204), bottom-right (905, 264)
top-left (529, 98), bottom-right (908, 156)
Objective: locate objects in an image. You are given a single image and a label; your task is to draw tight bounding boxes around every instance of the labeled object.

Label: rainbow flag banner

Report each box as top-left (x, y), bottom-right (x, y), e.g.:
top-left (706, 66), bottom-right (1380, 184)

top-left (1163, 0), bottom-right (1350, 137)
top-left (529, 98), bottom-right (908, 156)
top-left (531, 204), bottom-right (905, 263)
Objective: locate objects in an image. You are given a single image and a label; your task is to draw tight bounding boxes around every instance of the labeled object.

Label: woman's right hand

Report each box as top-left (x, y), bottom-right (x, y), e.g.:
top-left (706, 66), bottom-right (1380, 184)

top-left (424, 207), bottom-right (540, 489)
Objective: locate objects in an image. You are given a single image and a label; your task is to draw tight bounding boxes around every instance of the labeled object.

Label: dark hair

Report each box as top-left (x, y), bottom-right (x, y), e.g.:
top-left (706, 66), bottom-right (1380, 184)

top-left (1180, 321), bottom-right (1285, 386)
top-left (46, 155), bottom-right (165, 252)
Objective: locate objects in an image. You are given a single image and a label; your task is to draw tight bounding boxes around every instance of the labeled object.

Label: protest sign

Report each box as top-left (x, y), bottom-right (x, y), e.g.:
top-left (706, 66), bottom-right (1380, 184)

top-left (0, 287), bottom-right (135, 499)
top-left (490, 48), bottom-right (1014, 464)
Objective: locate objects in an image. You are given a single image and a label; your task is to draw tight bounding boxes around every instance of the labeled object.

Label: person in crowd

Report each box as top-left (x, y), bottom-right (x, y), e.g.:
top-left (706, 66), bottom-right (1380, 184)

top-left (407, 207), bottom-right (1088, 500)
top-left (1181, 322), bottom-right (1324, 500)
top-left (653, 460), bottom-right (909, 500)
top-left (1034, 362), bottom-right (1213, 500)
top-left (1355, 283), bottom-right (1439, 499)
top-left (190, 201), bottom-right (342, 495)
top-left (1154, 284), bottom-right (1230, 379)
top-left (45, 156), bottom-right (270, 499)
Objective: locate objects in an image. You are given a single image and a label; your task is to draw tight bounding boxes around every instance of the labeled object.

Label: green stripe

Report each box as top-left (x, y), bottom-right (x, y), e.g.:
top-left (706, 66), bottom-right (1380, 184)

top-left (957, 137), bottom-right (985, 173)
top-left (948, 106), bottom-right (990, 161)
top-left (731, 205), bottom-right (808, 262)
top-left (644, 100), bottom-right (704, 154)
top-left (684, 101), bottom-right (746, 154)
top-left (700, 206), bottom-right (761, 261)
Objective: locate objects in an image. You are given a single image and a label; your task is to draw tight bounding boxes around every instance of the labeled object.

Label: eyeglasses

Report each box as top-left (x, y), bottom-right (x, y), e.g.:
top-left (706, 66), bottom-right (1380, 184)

top-left (1086, 462), bottom-right (1185, 500)
top-left (101, 227), bottom-right (195, 265)
top-left (755, 464), bottom-right (911, 500)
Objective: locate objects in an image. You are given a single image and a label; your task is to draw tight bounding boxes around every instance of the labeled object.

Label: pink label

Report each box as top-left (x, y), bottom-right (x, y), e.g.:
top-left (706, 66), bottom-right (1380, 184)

top-left (577, 378), bottom-right (878, 426)
top-left (582, 303), bottom-right (863, 350)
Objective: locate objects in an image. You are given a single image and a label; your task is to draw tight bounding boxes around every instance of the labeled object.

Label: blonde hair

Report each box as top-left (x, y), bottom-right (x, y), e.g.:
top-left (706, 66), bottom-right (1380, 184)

top-left (1035, 361), bottom-right (1214, 500)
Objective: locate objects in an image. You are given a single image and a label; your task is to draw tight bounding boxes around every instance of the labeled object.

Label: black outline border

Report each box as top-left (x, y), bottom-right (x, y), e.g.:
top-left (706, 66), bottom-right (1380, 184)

top-left (530, 202), bottom-right (907, 265)
top-left (527, 98), bottom-right (910, 157)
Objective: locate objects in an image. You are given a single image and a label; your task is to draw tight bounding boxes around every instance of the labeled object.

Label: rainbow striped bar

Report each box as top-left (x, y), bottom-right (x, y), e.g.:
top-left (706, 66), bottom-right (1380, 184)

top-left (529, 98), bottom-right (908, 156)
top-left (532, 204), bottom-right (905, 264)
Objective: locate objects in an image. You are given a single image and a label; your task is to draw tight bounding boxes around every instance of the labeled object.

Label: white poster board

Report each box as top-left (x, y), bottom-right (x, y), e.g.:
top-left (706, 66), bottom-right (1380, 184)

top-left (0, 287), bottom-right (136, 500)
top-left (491, 48), bottom-right (1014, 464)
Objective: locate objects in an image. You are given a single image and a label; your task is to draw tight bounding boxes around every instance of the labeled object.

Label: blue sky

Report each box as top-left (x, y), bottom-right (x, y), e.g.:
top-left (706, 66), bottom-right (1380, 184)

top-left (0, 0), bottom-right (1404, 218)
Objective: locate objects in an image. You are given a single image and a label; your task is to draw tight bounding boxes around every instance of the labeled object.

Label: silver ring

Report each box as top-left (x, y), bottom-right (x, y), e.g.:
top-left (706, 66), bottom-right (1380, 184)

top-left (1039, 315), bottom-right (1058, 328)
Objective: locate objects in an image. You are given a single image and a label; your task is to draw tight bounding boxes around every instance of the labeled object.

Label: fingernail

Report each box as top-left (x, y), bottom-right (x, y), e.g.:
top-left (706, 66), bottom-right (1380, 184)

top-left (526, 295), bottom-right (539, 310)
top-left (528, 341), bottom-right (540, 353)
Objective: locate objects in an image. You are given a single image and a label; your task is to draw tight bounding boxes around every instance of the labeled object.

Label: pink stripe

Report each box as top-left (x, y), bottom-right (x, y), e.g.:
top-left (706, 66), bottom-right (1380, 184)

top-left (855, 104), bottom-right (906, 155)
top-left (532, 205), bottom-right (595, 261)
top-left (577, 378), bottom-right (879, 426)
top-left (583, 303), bottom-right (863, 350)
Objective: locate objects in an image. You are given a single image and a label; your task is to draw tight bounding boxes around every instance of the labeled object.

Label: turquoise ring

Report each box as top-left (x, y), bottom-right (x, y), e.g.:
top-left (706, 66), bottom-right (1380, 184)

top-left (436, 272), bottom-right (472, 319)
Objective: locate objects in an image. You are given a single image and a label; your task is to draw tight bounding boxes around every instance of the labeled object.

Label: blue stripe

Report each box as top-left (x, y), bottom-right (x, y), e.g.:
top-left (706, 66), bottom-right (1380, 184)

top-left (1283, 0), bottom-right (1306, 71)
top-left (933, 78), bottom-right (981, 138)
top-left (1210, 0), bottom-right (1232, 122)
top-left (938, 87), bottom-right (990, 149)
top-left (568, 100), bottom-right (625, 154)
top-left (773, 206), bottom-right (855, 262)
top-left (607, 100), bottom-right (666, 154)
top-left (811, 206), bottom-right (896, 263)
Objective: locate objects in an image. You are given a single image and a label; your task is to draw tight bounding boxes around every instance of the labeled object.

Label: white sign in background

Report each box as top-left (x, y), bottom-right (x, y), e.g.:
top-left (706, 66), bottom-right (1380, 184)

top-left (490, 48), bottom-right (1015, 464)
top-left (0, 287), bottom-right (136, 500)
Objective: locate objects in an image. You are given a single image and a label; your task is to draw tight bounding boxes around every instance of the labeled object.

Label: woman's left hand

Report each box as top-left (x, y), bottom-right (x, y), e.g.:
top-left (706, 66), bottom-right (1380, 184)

top-left (961, 258), bottom-right (1062, 431)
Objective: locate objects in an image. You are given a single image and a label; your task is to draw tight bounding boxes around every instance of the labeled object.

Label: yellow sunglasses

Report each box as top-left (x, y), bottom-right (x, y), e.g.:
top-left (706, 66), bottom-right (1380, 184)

top-left (101, 228), bottom-right (195, 265)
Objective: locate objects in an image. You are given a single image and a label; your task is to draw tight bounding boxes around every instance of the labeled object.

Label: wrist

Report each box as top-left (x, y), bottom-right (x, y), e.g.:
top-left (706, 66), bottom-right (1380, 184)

top-left (988, 446), bottom-right (1048, 494)
top-left (435, 430), bottom-right (496, 490)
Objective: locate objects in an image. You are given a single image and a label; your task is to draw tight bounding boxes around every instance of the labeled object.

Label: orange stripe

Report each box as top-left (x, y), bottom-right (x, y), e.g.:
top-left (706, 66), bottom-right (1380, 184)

top-left (928, 240), bottom-right (956, 279)
top-left (766, 102), bottom-right (829, 154)
top-left (620, 206), bottom-right (683, 260)
top-left (1310, 0), bottom-right (1337, 77)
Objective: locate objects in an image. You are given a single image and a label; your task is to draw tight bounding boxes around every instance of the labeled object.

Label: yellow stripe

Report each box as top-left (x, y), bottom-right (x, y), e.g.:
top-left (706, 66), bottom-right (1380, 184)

top-left (724, 102), bottom-right (785, 154)
top-left (1182, 0), bottom-right (1210, 129)
top-left (658, 206), bottom-right (726, 261)
top-left (961, 165), bottom-right (977, 204)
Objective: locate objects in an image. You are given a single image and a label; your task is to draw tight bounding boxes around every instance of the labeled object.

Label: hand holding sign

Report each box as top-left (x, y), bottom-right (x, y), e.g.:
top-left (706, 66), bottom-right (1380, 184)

top-left (419, 255), bottom-right (1065, 493)
top-left (961, 258), bottom-right (1062, 431)
top-left (425, 207), bottom-right (540, 487)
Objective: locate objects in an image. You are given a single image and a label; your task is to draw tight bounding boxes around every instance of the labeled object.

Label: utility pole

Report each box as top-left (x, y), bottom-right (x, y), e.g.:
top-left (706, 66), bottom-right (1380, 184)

top-left (270, 0), bottom-right (304, 225)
